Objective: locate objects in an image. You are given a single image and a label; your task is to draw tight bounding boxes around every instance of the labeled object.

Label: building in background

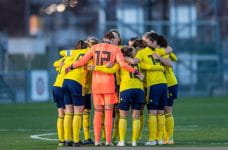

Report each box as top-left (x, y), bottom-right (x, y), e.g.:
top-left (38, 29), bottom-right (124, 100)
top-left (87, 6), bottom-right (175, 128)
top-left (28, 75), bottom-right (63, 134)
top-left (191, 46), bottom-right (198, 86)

top-left (0, 0), bottom-right (227, 102)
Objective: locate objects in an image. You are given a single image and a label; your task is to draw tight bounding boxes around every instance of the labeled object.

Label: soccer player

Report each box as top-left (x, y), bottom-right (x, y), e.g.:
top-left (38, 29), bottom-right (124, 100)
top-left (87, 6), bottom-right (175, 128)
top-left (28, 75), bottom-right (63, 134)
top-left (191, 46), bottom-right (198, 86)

top-left (62, 40), bottom-right (89, 147)
top-left (125, 32), bottom-right (172, 145)
top-left (109, 29), bottom-right (122, 142)
top-left (65, 31), bottom-right (142, 146)
top-left (157, 35), bottom-right (178, 144)
top-left (53, 57), bottom-right (66, 147)
top-left (81, 36), bottom-right (99, 145)
top-left (131, 39), bottom-right (147, 142)
top-left (116, 46), bottom-right (145, 147)
top-left (128, 37), bottom-right (139, 47)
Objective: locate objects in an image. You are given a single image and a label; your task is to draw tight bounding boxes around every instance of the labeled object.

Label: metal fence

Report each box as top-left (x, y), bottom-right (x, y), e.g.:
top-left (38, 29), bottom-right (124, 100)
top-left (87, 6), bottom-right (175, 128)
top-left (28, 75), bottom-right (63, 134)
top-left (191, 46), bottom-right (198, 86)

top-left (0, 0), bottom-right (227, 103)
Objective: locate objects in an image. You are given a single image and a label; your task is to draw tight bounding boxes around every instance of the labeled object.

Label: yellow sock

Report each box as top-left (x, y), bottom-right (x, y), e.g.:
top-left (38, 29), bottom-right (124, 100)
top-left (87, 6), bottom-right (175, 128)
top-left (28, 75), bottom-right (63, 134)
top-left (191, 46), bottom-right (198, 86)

top-left (83, 110), bottom-right (90, 140)
top-left (138, 113), bottom-right (144, 140)
top-left (132, 118), bottom-right (140, 142)
top-left (157, 114), bottom-right (165, 141)
top-left (148, 114), bottom-right (157, 141)
top-left (64, 113), bottom-right (73, 141)
top-left (73, 113), bottom-right (82, 143)
top-left (112, 112), bottom-right (120, 140)
top-left (101, 113), bottom-right (105, 140)
top-left (57, 116), bottom-right (64, 142)
top-left (119, 117), bottom-right (127, 142)
top-left (165, 113), bottom-right (174, 141)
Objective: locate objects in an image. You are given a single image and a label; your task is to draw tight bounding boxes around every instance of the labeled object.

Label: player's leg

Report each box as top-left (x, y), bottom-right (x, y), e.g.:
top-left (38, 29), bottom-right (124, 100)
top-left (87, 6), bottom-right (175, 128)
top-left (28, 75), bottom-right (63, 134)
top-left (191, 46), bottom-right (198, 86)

top-left (70, 81), bottom-right (84, 147)
top-left (164, 84), bottom-right (178, 144)
top-left (53, 86), bottom-right (65, 147)
top-left (82, 94), bottom-right (94, 145)
top-left (145, 85), bottom-right (158, 146)
top-left (104, 93), bottom-right (117, 146)
top-left (117, 108), bottom-right (128, 146)
top-left (157, 84), bottom-right (168, 145)
top-left (116, 90), bottom-right (130, 146)
top-left (131, 89), bottom-right (144, 146)
top-left (93, 94), bottom-right (104, 146)
top-left (62, 80), bottom-right (74, 146)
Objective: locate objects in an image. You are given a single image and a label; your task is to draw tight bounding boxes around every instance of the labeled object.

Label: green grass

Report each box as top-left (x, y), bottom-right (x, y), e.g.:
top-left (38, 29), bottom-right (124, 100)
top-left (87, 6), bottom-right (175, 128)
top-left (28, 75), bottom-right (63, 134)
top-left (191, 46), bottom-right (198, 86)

top-left (0, 96), bottom-right (228, 150)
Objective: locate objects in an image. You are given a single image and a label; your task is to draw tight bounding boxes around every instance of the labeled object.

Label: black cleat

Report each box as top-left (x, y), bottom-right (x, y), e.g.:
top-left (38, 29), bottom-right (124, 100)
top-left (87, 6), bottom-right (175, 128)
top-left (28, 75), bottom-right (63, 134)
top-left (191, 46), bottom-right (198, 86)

top-left (64, 141), bottom-right (73, 146)
top-left (73, 142), bottom-right (81, 147)
top-left (83, 138), bottom-right (94, 145)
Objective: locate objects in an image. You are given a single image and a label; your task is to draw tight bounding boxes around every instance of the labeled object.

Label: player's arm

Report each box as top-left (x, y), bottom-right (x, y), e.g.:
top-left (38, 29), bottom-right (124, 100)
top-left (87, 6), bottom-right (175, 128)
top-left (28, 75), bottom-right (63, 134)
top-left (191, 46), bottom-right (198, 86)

top-left (124, 57), bottom-right (139, 65)
top-left (116, 51), bottom-right (136, 73)
top-left (140, 62), bottom-right (164, 71)
top-left (170, 52), bottom-right (177, 62)
top-left (92, 63), bottom-right (120, 74)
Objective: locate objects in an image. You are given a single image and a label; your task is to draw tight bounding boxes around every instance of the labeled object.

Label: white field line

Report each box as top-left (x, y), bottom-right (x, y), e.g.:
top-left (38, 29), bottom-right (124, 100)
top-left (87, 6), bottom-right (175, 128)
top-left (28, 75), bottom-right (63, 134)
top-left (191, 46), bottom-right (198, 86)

top-left (30, 133), bottom-right (58, 141)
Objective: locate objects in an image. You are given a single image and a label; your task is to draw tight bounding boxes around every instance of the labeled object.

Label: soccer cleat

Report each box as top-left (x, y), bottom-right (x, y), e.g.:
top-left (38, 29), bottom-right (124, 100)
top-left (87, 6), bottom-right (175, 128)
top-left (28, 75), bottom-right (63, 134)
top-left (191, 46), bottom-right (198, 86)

top-left (157, 140), bottom-right (164, 145)
top-left (83, 138), bottom-right (94, 145)
top-left (145, 140), bottom-right (157, 146)
top-left (105, 142), bottom-right (114, 146)
top-left (57, 141), bottom-right (65, 147)
top-left (73, 142), bottom-right (81, 147)
top-left (132, 142), bottom-right (137, 147)
top-left (64, 141), bottom-right (73, 146)
top-left (95, 142), bottom-right (102, 146)
top-left (166, 139), bottom-right (174, 145)
top-left (117, 141), bottom-right (125, 146)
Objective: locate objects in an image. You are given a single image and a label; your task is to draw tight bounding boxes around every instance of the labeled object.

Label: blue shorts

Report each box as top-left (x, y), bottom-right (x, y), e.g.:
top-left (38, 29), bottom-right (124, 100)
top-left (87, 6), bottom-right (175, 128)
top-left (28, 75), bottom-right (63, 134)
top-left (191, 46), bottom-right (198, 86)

top-left (119, 89), bottom-right (144, 111)
top-left (84, 94), bottom-right (91, 110)
top-left (147, 84), bottom-right (168, 110)
top-left (62, 79), bottom-right (84, 106)
top-left (167, 84), bottom-right (178, 106)
top-left (53, 86), bottom-right (65, 109)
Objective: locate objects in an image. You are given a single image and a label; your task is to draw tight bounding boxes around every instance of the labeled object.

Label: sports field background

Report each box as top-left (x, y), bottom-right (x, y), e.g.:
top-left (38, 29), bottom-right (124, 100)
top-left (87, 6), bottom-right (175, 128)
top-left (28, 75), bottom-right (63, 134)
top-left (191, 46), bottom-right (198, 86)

top-left (0, 96), bottom-right (228, 150)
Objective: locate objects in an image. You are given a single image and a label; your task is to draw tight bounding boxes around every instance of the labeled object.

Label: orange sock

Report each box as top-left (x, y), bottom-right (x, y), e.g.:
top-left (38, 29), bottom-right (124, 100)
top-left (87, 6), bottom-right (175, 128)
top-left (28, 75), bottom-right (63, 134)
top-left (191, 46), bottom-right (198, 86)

top-left (105, 108), bottom-right (113, 143)
top-left (93, 110), bottom-right (103, 143)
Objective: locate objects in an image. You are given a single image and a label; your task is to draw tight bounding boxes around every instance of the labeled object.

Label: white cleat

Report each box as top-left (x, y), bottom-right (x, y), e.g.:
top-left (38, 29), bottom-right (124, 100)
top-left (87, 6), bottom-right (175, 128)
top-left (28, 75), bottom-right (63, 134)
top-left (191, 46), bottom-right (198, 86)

top-left (157, 140), bottom-right (164, 145)
top-left (167, 139), bottom-right (174, 144)
top-left (132, 142), bottom-right (137, 147)
top-left (105, 142), bottom-right (114, 146)
top-left (117, 141), bottom-right (125, 146)
top-left (94, 142), bottom-right (102, 146)
top-left (145, 140), bottom-right (157, 146)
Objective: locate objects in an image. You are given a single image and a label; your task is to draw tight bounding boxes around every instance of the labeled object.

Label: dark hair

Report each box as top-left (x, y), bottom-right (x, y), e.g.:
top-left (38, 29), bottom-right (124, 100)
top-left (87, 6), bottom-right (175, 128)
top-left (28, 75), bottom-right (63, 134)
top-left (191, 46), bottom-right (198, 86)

top-left (158, 35), bottom-right (168, 48)
top-left (121, 46), bottom-right (135, 57)
top-left (129, 37), bottom-right (139, 42)
top-left (147, 32), bottom-right (160, 43)
top-left (104, 31), bottom-right (115, 40)
top-left (109, 29), bottom-right (122, 45)
top-left (132, 39), bottom-right (147, 49)
top-left (75, 40), bottom-right (88, 49)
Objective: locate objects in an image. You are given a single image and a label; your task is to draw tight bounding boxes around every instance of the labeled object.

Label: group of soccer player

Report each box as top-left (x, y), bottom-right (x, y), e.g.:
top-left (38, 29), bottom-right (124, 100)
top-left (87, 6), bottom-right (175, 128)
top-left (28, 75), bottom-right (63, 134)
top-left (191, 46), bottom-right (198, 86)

top-left (52, 29), bottom-right (178, 147)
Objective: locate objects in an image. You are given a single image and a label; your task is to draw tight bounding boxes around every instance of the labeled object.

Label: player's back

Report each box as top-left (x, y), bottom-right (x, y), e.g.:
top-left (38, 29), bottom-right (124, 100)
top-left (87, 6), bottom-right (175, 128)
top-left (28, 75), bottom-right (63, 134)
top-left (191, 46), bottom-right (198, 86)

top-left (64, 49), bottom-right (88, 85)
top-left (90, 43), bottom-right (120, 94)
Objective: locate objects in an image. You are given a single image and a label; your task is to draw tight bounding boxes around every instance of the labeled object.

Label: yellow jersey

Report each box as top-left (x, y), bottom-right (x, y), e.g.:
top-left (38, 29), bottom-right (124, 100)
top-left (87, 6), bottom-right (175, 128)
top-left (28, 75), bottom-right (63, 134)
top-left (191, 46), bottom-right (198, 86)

top-left (164, 53), bottom-right (178, 87)
top-left (53, 57), bottom-right (66, 87)
top-left (64, 49), bottom-right (88, 86)
top-left (136, 47), bottom-right (167, 87)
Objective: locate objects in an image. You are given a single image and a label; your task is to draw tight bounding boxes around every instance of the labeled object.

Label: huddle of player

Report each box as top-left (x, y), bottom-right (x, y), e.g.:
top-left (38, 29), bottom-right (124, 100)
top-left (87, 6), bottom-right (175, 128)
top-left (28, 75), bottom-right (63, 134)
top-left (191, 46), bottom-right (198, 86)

top-left (52, 29), bottom-right (178, 147)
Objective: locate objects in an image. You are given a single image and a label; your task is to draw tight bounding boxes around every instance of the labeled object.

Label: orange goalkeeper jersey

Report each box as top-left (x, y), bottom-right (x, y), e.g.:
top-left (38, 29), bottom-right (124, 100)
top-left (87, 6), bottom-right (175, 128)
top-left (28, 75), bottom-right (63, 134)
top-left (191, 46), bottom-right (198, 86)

top-left (72, 43), bottom-right (136, 94)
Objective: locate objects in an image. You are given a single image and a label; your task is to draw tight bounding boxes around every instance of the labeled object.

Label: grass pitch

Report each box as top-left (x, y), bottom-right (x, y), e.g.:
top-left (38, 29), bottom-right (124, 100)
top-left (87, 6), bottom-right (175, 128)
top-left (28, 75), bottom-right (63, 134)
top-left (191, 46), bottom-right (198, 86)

top-left (0, 96), bottom-right (228, 150)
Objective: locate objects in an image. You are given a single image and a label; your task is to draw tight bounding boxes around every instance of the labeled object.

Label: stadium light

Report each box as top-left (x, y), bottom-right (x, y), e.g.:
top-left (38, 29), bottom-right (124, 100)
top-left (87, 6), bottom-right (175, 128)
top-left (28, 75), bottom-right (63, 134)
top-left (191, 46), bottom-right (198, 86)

top-left (56, 4), bottom-right (66, 13)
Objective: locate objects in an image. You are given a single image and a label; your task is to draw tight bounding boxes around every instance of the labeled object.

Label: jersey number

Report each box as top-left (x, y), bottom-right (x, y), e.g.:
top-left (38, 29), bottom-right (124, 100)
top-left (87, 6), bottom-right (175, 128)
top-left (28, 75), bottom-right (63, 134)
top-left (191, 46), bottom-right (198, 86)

top-left (95, 51), bottom-right (111, 65)
top-left (129, 64), bottom-right (139, 78)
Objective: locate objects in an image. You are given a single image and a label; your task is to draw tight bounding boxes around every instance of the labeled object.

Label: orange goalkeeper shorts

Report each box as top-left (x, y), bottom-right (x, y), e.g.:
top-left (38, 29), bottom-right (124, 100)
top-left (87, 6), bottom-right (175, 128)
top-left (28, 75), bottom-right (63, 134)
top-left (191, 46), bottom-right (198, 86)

top-left (92, 93), bottom-right (118, 105)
